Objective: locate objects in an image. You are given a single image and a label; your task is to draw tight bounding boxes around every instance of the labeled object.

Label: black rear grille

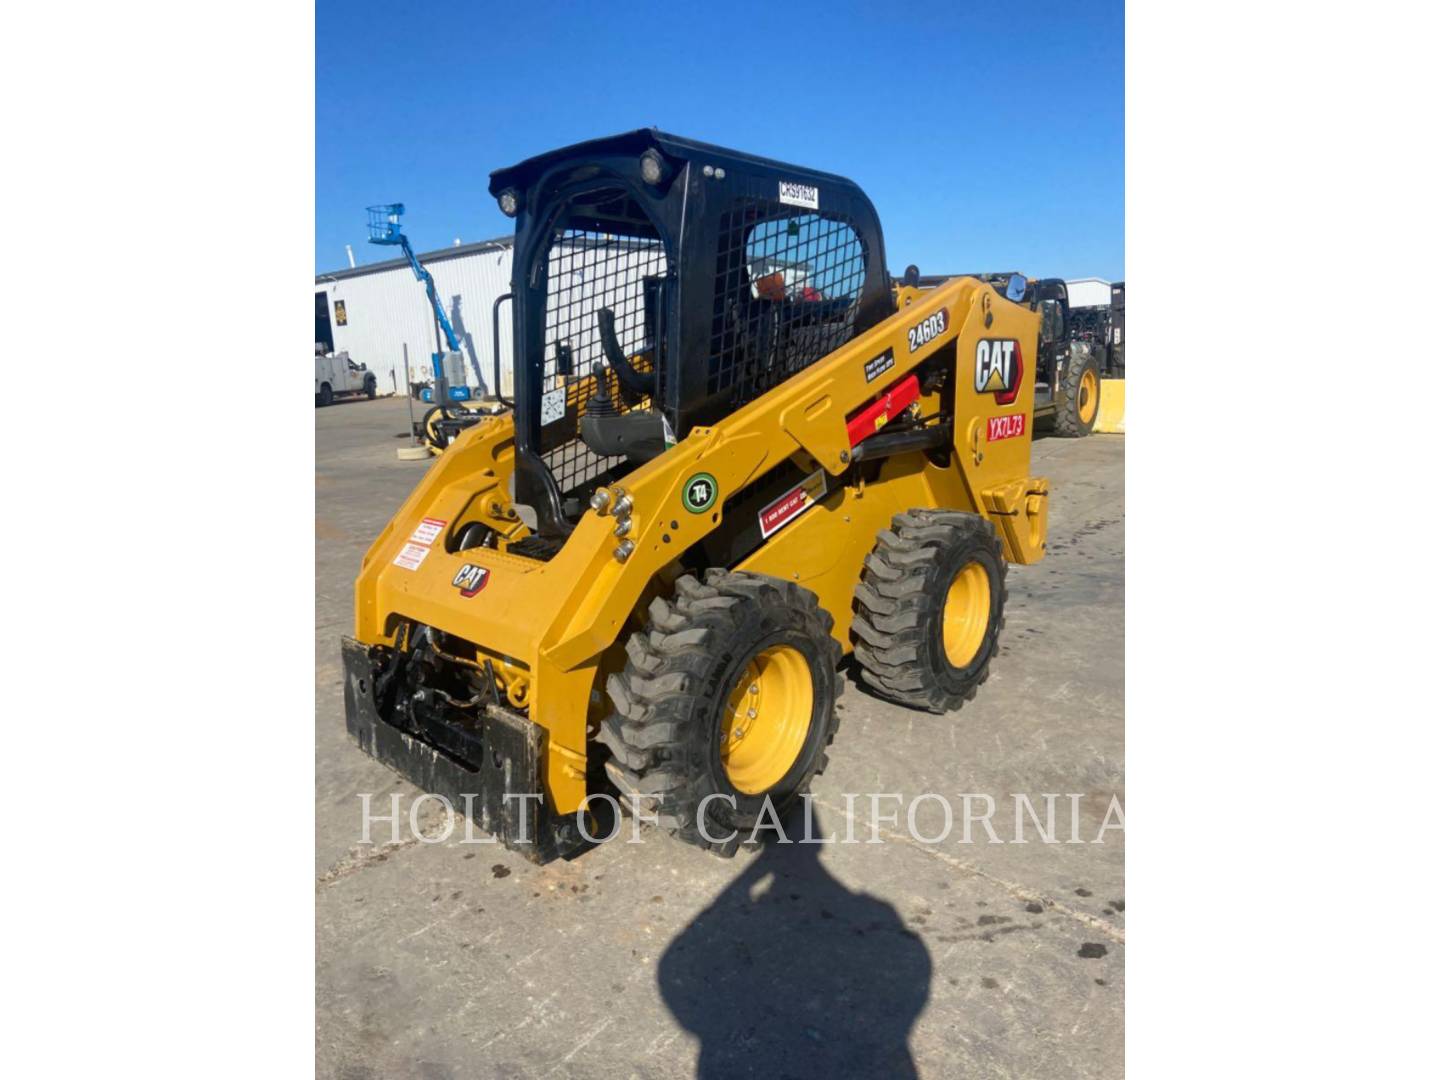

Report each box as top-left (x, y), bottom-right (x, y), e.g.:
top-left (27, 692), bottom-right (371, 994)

top-left (708, 184), bottom-right (867, 409)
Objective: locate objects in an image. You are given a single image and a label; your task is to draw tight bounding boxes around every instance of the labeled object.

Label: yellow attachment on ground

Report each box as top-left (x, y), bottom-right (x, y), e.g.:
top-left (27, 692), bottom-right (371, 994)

top-left (424, 398), bottom-right (509, 456)
top-left (1094, 378), bottom-right (1125, 434)
top-left (943, 562), bottom-right (991, 667)
top-left (719, 645), bottom-right (813, 794)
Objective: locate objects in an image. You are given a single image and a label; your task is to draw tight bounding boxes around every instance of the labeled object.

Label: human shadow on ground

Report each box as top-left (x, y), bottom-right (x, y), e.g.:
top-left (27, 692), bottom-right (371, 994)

top-left (658, 806), bottom-right (932, 1079)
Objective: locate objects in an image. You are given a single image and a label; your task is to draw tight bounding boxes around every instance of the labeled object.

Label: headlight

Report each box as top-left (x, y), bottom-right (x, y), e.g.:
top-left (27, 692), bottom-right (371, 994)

top-left (497, 188), bottom-right (520, 218)
top-left (639, 150), bottom-right (668, 186)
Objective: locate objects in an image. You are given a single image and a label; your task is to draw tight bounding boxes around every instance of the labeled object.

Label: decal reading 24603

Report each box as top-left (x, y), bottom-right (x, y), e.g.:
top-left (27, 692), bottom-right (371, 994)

top-left (907, 308), bottom-right (949, 352)
top-left (975, 339), bottom-right (1024, 407)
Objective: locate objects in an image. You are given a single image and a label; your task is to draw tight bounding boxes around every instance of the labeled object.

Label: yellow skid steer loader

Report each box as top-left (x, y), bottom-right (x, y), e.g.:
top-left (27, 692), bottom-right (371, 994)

top-left (343, 130), bottom-right (1051, 861)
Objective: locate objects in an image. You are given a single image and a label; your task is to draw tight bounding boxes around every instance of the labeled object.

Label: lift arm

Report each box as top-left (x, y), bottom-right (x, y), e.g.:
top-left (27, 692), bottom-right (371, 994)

top-left (367, 203), bottom-right (463, 361)
top-left (396, 233), bottom-right (462, 355)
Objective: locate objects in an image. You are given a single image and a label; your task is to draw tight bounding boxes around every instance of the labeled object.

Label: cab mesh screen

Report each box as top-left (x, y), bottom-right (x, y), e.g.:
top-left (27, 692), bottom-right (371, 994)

top-left (709, 192), bottom-right (867, 406)
top-left (539, 228), bottom-right (666, 494)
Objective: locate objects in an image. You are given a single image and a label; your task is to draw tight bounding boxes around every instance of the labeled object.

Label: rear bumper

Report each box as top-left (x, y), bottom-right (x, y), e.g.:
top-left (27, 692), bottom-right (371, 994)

top-left (341, 636), bottom-right (581, 863)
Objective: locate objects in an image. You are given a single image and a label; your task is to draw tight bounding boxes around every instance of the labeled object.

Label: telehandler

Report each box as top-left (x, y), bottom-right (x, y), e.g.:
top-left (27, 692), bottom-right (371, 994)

top-left (343, 131), bottom-right (1052, 861)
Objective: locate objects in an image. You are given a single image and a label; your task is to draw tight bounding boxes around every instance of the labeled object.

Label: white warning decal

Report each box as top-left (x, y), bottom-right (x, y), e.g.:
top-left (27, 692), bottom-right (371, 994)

top-left (778, 180), bottom-right (819, 210)
top-left (408, 517), bottom-right (446, 547)
top-left (541, 387), bottom-right (567, 426)
top-left (392, 543), bottom-right (431, 571)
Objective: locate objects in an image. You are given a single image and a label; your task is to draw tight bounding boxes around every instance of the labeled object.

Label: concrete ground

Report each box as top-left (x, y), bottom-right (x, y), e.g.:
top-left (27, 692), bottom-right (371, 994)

top-left (316, 395), bottom-right (1125, 1079)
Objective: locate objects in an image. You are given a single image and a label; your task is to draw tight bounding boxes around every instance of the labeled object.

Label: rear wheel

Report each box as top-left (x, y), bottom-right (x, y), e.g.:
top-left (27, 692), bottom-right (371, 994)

top-left (1054, 345), bottom-right (1100, 437)
top-left (318, 382), bottom-right (334, 407)
top-left (852, 510), bottom-right (1007, 714)
top-left (598, 570), bottom-right (842, 855)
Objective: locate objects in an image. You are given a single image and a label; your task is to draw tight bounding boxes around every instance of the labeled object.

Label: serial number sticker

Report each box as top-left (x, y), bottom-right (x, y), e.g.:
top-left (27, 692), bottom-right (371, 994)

top-left (392, 543), bottom-right (431, 571)
top-left (864, 348), bottom-right (895, 383)
top-left (986, 414), bottom-right (1026, 442)
top-left (778, 180), bottom-right (819, 209)
top-left (758, 469), bottom-right (828, 540)
top-left (540, 387), bottom-right (567, 426)
top-left (907, 307), bottom-right (949, 352)
top-left (408, 517), bottom-right (446, 547)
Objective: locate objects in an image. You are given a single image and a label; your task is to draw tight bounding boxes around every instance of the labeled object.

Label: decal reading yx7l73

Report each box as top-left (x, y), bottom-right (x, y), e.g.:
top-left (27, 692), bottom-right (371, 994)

top-left (986, 414), bottom-right (1026, 442)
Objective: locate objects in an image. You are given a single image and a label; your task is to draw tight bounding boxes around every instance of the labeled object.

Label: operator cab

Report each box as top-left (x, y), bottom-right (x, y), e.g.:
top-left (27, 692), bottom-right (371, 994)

top-left (487, 129), bottom-right (895, 537)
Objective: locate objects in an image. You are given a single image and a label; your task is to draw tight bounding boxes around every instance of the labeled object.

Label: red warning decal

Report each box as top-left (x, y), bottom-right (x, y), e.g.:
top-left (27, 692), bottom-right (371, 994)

top-left (758, 470), bottom-right (828, 540)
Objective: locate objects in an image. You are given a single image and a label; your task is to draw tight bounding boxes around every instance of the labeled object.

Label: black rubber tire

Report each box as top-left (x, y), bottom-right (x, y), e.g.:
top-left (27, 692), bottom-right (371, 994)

top-left (365, 376), bottom-right (377, 400)
top-left (852, 509), bottom-right (1007, 714)
top-left (420, 405), bottom-right (450, 451)
top-left (1054, 344), bottom-right (1100, 438)
top-left (598, 570), bottom-right (842, 856)
top-left (318, 382), bottom-right (334, 407)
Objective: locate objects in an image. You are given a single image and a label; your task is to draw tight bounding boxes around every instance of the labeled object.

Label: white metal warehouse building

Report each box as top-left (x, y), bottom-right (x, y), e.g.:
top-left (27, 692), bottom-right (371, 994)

top-left (315, 238), bottom-right (518, 398)
top-left (1064, 277), bottom-right (1114, 308)
top-left (315, 244), bottom-right (1120, 400)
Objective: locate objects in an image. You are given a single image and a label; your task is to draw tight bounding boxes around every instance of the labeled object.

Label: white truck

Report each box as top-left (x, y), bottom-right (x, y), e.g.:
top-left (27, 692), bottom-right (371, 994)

top-left (315, 346), bottom-right (376, 406)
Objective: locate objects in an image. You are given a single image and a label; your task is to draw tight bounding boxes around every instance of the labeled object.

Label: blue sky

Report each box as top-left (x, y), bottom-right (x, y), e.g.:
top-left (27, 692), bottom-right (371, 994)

top-left (317, 1), bottom-right (1122, 280)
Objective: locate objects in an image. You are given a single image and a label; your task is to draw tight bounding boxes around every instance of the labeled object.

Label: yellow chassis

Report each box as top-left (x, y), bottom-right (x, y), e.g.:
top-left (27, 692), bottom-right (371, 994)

top-left (354, 276), bottom-right (1049, 817)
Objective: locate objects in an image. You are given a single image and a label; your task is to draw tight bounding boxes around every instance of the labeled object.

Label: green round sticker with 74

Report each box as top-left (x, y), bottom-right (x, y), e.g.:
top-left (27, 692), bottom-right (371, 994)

top-left (682, 472), bottom-right (719, 513)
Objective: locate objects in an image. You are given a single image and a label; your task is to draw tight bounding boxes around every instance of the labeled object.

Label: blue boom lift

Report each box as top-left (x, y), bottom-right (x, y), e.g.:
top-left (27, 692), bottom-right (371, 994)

top-left (367, 204), bottom-right (471, 403)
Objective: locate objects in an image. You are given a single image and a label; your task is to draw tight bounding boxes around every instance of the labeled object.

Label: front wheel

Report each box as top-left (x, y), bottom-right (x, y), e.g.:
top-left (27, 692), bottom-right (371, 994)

top-left (598, 571), bottom-right (842, 856)
top-left (365, 377), bottom-right (377, 400)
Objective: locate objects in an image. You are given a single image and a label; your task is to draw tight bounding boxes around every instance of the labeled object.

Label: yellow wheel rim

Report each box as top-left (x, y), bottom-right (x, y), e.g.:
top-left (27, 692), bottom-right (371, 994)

top-left (1078, 368), bottom-right (1099, 425)
top-left (719, 645), bottom-right (813, 795)
top-left (422, 409), bottom-right (440, 443)
top-left (942, 562), bottom-right (992, 668)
